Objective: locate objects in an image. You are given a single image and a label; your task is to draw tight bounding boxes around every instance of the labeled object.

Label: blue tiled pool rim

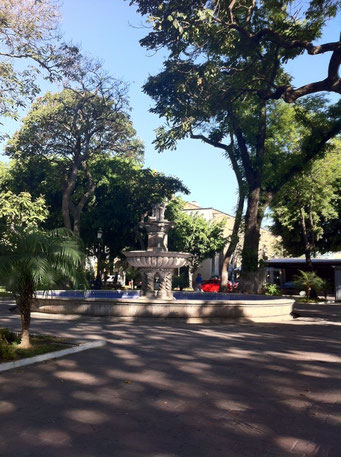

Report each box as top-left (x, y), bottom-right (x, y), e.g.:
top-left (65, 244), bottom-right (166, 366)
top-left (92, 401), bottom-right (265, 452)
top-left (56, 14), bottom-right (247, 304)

top-left (36, 290), bottom-right (277, 301)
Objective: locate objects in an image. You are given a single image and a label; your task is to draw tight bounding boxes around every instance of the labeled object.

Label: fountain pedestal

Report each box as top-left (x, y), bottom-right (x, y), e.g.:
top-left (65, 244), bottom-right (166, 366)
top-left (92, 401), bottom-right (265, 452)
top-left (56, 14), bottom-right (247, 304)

top-left (124, 202), bottom-right (191, 300)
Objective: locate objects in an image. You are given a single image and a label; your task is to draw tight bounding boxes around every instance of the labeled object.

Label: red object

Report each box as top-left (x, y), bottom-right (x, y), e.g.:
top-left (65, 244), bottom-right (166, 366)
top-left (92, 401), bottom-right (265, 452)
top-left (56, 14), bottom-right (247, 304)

top-left (200, 279), bottom-right (238, 293)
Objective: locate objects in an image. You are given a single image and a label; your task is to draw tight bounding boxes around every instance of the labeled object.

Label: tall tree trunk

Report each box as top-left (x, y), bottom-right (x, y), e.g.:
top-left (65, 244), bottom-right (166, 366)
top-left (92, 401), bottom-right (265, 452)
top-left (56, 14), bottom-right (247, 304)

top-left (219, 188), bottom-right (245, 292)
top-left (300, 207), bottom-right (314, 271)
top-left (237, 102), bottom-right (268, 293)
top-left (71, 207), bottom-right (81, 237)
top-left (69, 160), bottom-right (96, 236)
top-left (62, 157), bottom-right (81, 231)
top-left (241, 187), bottom-right (261, 273)
top-left (134, 225), bottom-right (146, 250)
top-left (239, 189), bottom-right (272, 294)
top-left (189, 131), bottom-right (248, 293)
top-left (17, 285), bottom-right (33, 348)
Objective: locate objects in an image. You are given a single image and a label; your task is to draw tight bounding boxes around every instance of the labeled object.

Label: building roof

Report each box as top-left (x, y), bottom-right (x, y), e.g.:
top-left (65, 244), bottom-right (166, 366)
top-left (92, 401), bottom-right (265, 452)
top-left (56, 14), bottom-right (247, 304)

top-left (266, 258), bottom-right (341, 267)
top-left (183, 202), bottom-right (273, 233)
top-left (183, 202), bottom-right (235, 219)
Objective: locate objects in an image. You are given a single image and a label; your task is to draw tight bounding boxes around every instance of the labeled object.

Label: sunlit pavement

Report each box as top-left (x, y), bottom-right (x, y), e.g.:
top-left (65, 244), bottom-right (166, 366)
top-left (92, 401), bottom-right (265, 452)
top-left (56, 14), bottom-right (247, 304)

top-left (0, 299), bottom-right (340, 457)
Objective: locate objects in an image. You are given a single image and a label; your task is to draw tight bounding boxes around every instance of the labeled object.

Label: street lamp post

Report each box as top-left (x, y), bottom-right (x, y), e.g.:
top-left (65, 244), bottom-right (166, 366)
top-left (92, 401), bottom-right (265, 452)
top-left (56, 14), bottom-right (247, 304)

top-left (95, 227), bottom-right (103, 289)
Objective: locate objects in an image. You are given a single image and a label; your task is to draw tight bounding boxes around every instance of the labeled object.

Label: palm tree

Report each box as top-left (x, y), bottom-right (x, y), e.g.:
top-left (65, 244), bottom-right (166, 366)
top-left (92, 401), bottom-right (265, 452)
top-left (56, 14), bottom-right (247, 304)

top-left (294, 270), bottom-right (324, 301)
top-left (0, 228), bottom-right (86, 348)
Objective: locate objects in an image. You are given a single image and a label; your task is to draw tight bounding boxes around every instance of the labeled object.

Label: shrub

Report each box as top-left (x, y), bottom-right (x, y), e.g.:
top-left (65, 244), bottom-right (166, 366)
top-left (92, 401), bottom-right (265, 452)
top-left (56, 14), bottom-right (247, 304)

top-left (263, 283), bottom-right (281, 296)
top-left (0, 328), bottom-right (19, 361)
top-left (293, 270), bottom-right (324, 300)
top-left (0, 328), bottom-right (19, 344)
top-left (172, 272), bottom-right (189, 290)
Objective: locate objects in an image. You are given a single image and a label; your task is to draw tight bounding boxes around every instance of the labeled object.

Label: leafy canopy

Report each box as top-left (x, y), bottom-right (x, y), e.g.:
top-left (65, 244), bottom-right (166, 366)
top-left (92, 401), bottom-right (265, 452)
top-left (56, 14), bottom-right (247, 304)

top-left (166, 198), bottom-right (227, 271)
top-left (0, 190), bottom-right (48, 234)
top-left (5, 75), bottom-right (144, 235)
top-left (0, 228), bottom-right (86, 297)
top-left (79, 155), bottom-right (189, 258)
top-left (0, 0), bottom-right (79, 138)
top-left (270, 144), bottom-right (341, 256)
top-left (2, 155), bottom-right (189, 260)
top-left (6, 87), bottom-right (143, 163)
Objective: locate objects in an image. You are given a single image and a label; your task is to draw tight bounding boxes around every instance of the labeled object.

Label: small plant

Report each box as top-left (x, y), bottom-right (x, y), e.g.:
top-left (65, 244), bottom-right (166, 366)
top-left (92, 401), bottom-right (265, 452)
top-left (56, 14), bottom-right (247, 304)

top-left (0, 286), bottom-right (13, 297)
top-left (0, 328), bottom-right (20, 361)
top-left (0, 227), bottom-right (86, 348)
top-left (0, 328), bottom-right (73, 363)
top-left (293, 270), bottom-right (324, 301)
top-left (172, 272), bottom-right (189, 290)
top-left (320, 279), bottom-right (331, 300)
top-left (263, 283), bottom-right (281, 296)
top-left (0, 328), bottom-right (19, 344)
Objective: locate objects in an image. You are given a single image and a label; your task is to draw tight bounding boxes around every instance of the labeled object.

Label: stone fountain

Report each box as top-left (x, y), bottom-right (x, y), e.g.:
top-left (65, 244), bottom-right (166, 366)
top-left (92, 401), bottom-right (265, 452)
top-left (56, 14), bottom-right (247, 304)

top-left (124, 201), bottom-right (191, 300)
top-left (32, 203), bottom-right (295, 323)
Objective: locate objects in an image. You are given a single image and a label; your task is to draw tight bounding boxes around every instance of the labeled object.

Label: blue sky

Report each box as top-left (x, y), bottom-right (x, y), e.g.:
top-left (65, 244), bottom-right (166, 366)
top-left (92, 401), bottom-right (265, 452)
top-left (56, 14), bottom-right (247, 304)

top-left (1, 1), bottom-right (340, 215)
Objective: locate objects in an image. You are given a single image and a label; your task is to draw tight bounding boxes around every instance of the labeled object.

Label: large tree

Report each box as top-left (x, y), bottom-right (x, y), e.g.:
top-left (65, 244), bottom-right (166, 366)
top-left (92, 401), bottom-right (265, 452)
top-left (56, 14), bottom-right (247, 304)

top-left (2, 155), bottom-right (188, 270)
top-left (80, 156), bottom-right (188, 272)
top-left (6, 70), bottom-right (144, 236)
top-left (0, 0), bottom-right (79, 138)
top-left (128, 0), bottom-right (341, 291)
top-left (270, 145), bottom-right (341, 265)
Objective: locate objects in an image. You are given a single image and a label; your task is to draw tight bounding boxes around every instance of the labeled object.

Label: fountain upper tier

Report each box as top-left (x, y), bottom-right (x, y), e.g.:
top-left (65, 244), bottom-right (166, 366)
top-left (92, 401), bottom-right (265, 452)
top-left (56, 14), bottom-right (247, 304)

top-left (124, 250), bottom-right (191, 269)
top-left (124, 201), bottom-right (191, 300)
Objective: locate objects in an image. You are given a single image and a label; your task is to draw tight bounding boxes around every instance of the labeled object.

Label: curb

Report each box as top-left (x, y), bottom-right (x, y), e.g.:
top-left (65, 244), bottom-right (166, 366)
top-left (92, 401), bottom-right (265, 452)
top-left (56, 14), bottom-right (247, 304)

top-left (0, 340), bottom-right (106, 373)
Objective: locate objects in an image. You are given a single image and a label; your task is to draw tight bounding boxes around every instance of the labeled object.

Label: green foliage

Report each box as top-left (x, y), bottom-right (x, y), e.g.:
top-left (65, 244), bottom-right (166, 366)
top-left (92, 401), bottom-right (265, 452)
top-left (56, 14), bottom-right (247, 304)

top-left (0, 330), bottom-right (72, 362)
top-left (2, 153), bottom-right (188, 262)
top-left (5, 81), bottom-right (144, 235)
top-left (0, 227), bottom-right (86, 346)
top-left (70, 155), bottom-right (188, 259)
top-left (0, 339), bottom-right (16, 361)
top-left (172, 271), bottom-right (189, 290)
top-left (2, 157), bottom-right (64, 230)
top-left (270, 145), bottom-right (341, 256)
top-left (293, 270), bottom-right (325, 300)
top-left (133, 0), bottom-right (339, 66)
top-left (0, 328), bottom-right (19, 345)
top-left (6, 87), bottom-right (143, 163)
top-left (263, 283), bottom-right (281, 296)
top-left (129, 0), bottom-right (341, 288)
top-left (0, 190), bottom-right (48, 233)
top-left (166, 198), bottom-right (227, 272)
top-left (0, 173), bottom-right (49, 243)
top-left (0, 0), bottom-right (80, 139)
top-left (0, 328), bottom-right (19, 361)
top-left (0, 228), bottom-right (86, 296)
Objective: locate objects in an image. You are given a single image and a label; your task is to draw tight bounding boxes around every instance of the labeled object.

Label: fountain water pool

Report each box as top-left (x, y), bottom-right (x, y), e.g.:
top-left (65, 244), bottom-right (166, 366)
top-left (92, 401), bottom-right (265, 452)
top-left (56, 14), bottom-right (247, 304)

top-left (32, 202), bottom-right (294, 323)
top-left (32, 289), bottom-right (295, 323)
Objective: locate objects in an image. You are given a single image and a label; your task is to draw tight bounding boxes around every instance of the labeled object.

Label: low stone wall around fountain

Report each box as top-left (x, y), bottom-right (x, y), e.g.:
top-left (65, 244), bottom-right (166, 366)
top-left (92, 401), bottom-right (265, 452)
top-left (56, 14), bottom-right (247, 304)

top-left (32, 293), bottom-right (295, 323)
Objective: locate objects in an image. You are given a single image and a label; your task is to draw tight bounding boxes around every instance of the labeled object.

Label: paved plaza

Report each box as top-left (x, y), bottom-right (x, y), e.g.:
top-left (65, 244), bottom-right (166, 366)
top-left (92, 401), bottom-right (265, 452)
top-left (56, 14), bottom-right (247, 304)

top-left (0, 300), bottom-right (340, 457)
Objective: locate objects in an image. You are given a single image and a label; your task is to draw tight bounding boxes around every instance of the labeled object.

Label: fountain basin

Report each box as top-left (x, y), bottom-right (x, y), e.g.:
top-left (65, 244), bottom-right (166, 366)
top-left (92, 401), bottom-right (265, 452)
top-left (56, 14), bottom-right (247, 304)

top-left (32, 290), bottom-right (295, 323)
top-left (124, 251), bottom-right (191, 269)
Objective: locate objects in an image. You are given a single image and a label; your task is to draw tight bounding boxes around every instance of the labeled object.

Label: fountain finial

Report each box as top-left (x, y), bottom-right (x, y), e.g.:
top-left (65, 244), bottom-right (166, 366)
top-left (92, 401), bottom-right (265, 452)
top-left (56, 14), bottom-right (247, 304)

top-left (141, 199), bottom-right (174, 252)
top-left (151, 200), bottom-right (167, 222)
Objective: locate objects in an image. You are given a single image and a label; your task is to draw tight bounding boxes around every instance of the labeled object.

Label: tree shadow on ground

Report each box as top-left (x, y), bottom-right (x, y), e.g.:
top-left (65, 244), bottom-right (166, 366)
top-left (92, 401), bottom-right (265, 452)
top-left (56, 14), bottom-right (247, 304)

top-left (0, 300), bottom-right (340, 457)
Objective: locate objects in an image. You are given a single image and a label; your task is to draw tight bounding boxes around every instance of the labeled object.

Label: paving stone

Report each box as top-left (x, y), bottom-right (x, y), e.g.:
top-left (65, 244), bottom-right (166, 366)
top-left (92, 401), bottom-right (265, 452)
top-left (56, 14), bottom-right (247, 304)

top-left (0, 300), bottom-right (340, 457)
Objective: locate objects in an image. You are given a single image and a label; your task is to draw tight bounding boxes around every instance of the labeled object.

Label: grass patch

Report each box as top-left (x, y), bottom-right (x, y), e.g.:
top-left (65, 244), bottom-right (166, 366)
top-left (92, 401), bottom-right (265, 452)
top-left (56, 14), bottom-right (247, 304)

top-left (0, 292), bottom-right (13, 297)
top-left (0, 286), bottom-right (13, 298)
top-left (0, 328), bottom-right (74, 363)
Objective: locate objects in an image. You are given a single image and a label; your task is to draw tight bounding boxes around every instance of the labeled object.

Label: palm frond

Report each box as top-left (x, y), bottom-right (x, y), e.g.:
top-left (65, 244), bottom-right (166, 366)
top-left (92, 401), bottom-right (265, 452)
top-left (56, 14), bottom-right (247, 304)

top-left (0, 227), bottom-right (87, 294)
